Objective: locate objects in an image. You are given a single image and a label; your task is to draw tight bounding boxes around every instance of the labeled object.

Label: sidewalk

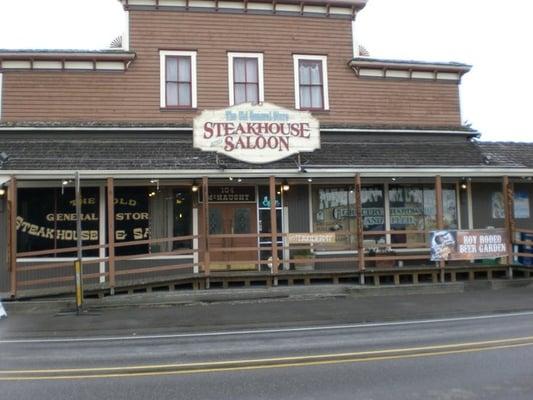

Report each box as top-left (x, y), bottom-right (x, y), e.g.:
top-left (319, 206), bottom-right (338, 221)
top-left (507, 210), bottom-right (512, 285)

top-left (1, 280), bottom-right (532, 340)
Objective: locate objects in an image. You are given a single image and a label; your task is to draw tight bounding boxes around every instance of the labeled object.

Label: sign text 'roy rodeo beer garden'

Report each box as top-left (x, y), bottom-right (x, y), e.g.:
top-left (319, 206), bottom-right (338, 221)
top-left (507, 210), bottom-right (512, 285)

top-left (193, 102), bottom-right (320, 164)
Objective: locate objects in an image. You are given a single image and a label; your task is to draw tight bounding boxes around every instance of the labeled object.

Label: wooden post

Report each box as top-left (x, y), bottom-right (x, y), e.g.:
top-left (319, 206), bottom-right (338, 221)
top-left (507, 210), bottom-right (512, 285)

top-left (269, 176), bottom-right (279, 277)
top-left (435, 175), bottom-right (445, 282)
top-left (7, 177), bottom-right (17, 298)
top-left (355, 174), bottom-right (365, 284)
top-left (106, 177), bottom-right (116, 293)
top-left (503, 176), bottom-right (515, 273)
top-left (202, 176), bottom-right (210, 284)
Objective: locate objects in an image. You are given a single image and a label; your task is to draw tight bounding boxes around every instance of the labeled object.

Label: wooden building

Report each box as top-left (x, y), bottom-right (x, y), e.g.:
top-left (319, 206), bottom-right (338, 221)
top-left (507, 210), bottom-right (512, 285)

top-left (0, 0), bottom-right (532, 298)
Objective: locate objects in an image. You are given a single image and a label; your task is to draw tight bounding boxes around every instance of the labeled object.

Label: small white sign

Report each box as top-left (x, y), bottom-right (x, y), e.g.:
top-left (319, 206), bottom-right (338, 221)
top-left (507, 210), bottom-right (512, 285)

top-left (193, 102), bottom-right (320, 164)
top-left (0, 301), bottom-right (7, 319)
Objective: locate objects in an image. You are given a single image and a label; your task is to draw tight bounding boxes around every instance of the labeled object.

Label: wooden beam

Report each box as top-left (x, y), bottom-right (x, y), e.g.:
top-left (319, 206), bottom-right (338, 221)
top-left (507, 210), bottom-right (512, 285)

top-left (435, 175), bottom-right (445, 279)
top-left (8, 177), bottom-right (17, 298)
top-left (106, 177), bottom-right (116, 291)
top-left (355, 174), bottom-right (364, 272)
top-left (269, 176), bottom-right (278, 275)
top-left (503, 176), bottom-right (515, 265)
top-left (202, 176), bottom-right (210, 278)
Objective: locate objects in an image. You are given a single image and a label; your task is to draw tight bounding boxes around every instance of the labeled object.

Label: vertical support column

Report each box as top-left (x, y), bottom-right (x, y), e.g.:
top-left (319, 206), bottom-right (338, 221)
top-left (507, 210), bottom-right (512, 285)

top-left (435, 175), bottom-right (445, 282)
top-left (355, 174), bottom-right (365, 284)
top-left (106, 177), bottom-right (116, 293)
top-left (269, 176), bottom-right (279, 278)
top-left (202, 176), bottom-right (210, 286)
top-left (7, 177), bottom-right (17, 298)
top-left (503, 176), bottom-right (515, 274)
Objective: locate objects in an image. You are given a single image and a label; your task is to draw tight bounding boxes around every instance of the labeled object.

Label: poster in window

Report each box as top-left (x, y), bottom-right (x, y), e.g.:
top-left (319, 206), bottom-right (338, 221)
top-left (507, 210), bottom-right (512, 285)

top-left (514, 191), bottom-right (530, 219)
top-left (491, 192), bottom-right (505, 219)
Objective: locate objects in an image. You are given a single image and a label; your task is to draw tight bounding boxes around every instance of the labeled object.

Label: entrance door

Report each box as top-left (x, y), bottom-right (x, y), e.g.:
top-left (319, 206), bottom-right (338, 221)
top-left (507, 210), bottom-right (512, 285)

top-left (201, 203), bottom-right (258, 270)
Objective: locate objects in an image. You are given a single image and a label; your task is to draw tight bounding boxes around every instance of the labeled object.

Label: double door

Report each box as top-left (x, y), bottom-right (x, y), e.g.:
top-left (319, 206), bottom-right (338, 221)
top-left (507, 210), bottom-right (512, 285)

top-left (200, 203), bottom-right (258, 269)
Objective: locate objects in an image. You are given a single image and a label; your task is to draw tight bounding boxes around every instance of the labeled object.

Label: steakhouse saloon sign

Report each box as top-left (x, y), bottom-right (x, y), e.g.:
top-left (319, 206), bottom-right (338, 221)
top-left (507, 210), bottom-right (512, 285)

top-left (193, 102), bottom-right (320, 164)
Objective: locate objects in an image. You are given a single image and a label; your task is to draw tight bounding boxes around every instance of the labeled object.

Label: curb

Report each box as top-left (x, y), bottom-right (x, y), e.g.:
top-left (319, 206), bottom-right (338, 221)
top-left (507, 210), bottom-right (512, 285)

top-left (3, 281), bottom-right (526, 314)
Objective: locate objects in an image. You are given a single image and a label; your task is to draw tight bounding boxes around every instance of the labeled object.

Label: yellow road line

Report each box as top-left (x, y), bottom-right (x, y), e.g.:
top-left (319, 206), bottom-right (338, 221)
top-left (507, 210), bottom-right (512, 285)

top-left (1, 341), bottom-right (532, 381)
top-left (2, 335), bottom-right (533, 375)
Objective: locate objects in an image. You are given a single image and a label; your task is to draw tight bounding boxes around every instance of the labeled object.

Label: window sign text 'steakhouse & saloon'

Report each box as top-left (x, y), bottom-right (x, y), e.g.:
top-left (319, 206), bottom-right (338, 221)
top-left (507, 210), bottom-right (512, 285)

top-left (193, 102), bottom-right (320, 164)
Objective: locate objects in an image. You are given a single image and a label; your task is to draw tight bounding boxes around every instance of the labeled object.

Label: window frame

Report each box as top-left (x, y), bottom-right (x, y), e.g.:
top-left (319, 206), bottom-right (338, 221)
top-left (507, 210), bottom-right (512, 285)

top-left (160, 50), bottom-right (197, 109)
top-left (228, 52), bottom-right (264, 106)
top-left (293, 54), bottom-right (329, 111)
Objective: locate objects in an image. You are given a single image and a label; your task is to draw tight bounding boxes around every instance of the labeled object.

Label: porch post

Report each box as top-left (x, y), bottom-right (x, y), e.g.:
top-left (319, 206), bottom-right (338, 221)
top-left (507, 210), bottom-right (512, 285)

top-left (202, 176), bottom-right (210, 285)
top-left (106, 177), bottom-right (116, 293)
top-left (435, 175), bottom-right (445, 282)
top-left (503, 176), bottom-right (515, 272)
top-left (7, 177), bottom-right (17, 298)
top-left (269, 176), bottom-right (279, 277)
top-left (355, 174), bottom-right (365, 283)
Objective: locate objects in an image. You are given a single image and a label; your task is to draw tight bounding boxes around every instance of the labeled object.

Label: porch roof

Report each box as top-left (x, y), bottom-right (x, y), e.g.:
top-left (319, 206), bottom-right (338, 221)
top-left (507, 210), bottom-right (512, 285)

top-left (0, 131), bottom-right (530, 175)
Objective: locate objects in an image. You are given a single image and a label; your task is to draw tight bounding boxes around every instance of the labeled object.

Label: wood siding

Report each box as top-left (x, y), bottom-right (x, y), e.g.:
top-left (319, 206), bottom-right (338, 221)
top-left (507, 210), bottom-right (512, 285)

top-left (1, 11), bottom-right (462, 127)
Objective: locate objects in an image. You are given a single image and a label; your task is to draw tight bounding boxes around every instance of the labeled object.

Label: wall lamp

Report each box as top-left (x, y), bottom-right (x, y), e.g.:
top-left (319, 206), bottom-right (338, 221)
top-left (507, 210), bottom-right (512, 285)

top-left (191, 182), bottom-right (199, 192)
top-left (282, 180), bottom-right (290, 192)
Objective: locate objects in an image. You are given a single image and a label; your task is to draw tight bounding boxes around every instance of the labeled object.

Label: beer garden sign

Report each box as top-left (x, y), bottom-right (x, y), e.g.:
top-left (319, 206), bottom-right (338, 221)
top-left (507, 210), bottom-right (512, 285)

top-left (193, 102), bottom-right (320, 164)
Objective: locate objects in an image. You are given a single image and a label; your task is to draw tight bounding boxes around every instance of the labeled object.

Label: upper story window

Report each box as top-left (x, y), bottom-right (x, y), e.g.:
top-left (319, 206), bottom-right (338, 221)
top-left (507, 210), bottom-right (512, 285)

top-left (293, 55), bottom-right (329, 111)
top-left (160, 50), bottom-right (197, 109)
top-left (228, 52), bottom-right (264, 105)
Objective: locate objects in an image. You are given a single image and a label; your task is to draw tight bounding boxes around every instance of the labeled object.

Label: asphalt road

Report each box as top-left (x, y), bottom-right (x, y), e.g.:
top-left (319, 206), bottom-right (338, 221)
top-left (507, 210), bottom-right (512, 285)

top-left (1, 297), bottom-right (533, 399)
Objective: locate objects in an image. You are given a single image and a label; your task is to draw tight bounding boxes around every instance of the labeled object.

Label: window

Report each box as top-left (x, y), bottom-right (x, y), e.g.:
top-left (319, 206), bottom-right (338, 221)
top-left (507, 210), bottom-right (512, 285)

top-left (17, 187), bottom-right (100, 257)
top-left (160, 50), bottom-right (197, 109)
top-left (311, 185), bottom-right (384, 249)
top-left (228, 53), bottom-right (264, 105)
top-left (293, 55), bottom-right (329, 110)
top-left (389, 184), bottom-right (458, 245)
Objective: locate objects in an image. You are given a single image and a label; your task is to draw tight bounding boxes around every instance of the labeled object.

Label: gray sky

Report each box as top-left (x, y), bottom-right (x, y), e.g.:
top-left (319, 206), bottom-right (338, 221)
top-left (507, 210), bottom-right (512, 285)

top-left (0, 0), bottom-right (531, 142)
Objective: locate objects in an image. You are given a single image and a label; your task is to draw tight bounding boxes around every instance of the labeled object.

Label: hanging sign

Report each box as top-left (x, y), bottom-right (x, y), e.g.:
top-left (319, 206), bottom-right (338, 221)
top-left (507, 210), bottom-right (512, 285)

top-left (430, 229), bottom-right (508, 261)
top-left (199, 186), bottom-right (256, 203)
top-left (193, 102), bottom-right (320, 164)
top-left (288, 232), bottom-right (336, 244)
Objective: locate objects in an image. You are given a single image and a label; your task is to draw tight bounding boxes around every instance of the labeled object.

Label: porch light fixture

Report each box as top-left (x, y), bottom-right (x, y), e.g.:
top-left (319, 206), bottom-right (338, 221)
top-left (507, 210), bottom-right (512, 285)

top-left (307, 178), bottom-right (313, 183)
top-left (148, 191), bottom-right (156, 197)
top-left (460, 181), bottom-right (468, 190)
top-left (0, 188), bottom-right (5, 196)
top-left (282, 181), bottom-right (290, 192)
top-left (191, 183), bottom-right (199, 192)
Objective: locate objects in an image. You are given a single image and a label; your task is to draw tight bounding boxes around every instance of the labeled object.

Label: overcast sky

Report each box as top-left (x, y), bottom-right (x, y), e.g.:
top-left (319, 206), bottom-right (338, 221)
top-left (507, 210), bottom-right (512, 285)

top-left (0, 0), bottom-right (531, 142)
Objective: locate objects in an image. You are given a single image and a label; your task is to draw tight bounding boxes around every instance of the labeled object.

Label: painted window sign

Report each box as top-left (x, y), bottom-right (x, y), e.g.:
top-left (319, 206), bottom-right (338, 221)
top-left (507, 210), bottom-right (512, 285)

top-left (17, 187), bottom-right (151, 256)
top-left (193, 102), bottom-right (320, 164)
top-left (430, 229), bottom-right (508, 261)
top-left (17, 187), bottom-right (100, 256)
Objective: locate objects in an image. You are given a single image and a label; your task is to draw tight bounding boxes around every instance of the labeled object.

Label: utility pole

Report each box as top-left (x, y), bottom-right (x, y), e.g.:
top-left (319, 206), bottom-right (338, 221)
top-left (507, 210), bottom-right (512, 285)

top-left (74, 171), bottom-right (84, 314)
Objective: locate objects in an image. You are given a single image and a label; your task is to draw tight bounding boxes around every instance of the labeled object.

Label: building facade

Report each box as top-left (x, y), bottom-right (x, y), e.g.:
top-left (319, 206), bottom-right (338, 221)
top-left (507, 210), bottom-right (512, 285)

top-left (1, 0), bottom-right (532, 298)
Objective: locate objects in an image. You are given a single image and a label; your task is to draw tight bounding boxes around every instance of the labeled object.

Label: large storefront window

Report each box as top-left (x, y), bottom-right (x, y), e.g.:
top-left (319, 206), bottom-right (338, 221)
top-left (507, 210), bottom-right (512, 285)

top-left (312, 185), bottom-right (385, 248)
top-left (17, 187), bottom-right (100, 257)
top-left (389, 184), bottom-right (457, 245)
top-left (113, 187), bottom-right (150, 256)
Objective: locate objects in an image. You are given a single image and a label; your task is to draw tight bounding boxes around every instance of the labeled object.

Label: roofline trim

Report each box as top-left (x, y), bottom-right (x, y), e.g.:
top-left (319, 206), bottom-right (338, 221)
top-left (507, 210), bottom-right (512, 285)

top-left (0, 126), bottom-right (478, 136)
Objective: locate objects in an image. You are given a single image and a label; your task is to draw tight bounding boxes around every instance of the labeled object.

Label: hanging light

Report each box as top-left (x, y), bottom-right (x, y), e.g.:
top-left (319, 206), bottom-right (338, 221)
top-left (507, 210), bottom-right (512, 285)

top-left (191, 182), bottom-right (199, 192)
top-left (282, 180), bottom-right (290, 192)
